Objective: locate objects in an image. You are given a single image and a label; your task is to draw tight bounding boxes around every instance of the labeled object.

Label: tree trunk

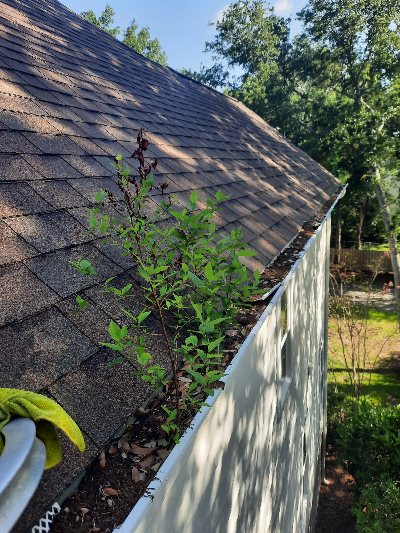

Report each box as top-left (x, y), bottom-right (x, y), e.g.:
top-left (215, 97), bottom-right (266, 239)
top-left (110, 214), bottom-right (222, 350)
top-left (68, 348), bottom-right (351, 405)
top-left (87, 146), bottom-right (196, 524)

top-left (355, 194), bottom-right (369, 250)
top-left (334, 204), bottom-right (341, 263)
top-left (373, 171), bottom-right (400, 323)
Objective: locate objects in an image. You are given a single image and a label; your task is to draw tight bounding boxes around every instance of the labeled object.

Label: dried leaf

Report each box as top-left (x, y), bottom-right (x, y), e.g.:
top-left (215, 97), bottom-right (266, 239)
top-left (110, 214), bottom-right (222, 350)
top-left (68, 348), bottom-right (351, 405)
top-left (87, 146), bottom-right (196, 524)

top-left (131, 443), bottom-right (155, 456)
top-left (80, 508), bottom-right (89, 514)
top-left (109, 447), bottom-right (117, 454)
top-left (138, 455), bottom-right (155, 469)
top-left (135, 407), bottom-right (150, 416)
top-left (158, 438), bottom-right (168, 447)
top-left (118, 434), bottom-right (130, 451)
top-left (103, 488), bottom-right (118, 496)
top-left (178, 377), bottom-right (192, 383)
top-left (143, 440), bottom-right (156, 448)
top-left (131, 466), bottom-right (140, 482)
top-left (99, 451), bottom-right (106, 468)
top-left (157, 449), bottom-right (170, 459)
top-left (151, 461), bottom-right (161, 472)
top-left (107, 499), bottom-right (114, 507)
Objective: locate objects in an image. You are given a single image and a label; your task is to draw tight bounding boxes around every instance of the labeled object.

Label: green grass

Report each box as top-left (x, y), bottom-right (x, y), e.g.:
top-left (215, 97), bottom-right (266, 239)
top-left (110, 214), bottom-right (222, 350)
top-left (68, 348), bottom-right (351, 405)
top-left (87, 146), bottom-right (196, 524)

top-left (362, 243), bottom-right (389, 251)
top-left (329, 308), bottom-right (399, 404)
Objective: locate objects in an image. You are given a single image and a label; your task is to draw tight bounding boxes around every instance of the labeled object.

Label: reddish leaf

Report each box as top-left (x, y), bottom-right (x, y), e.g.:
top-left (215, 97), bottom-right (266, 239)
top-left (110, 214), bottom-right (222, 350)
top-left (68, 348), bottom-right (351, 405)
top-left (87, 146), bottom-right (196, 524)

top-left (131, 444), bottom-right (155, 456)
top-left (157, 449), bottom-right (170, 459)
top-left (132, 467), bottom-right (140, 482)
top-left (103, 488), bottom-right (118, 496)
top-left (109, 447), bottom-right (117, 454)
top-left (138, 455), bottom-right (155, 469)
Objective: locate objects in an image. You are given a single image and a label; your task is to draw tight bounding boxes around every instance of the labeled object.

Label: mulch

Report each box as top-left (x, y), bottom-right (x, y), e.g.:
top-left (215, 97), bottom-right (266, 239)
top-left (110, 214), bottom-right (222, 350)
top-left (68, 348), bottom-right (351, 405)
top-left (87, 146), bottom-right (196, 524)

top-left (315, 444), bottom-right (357, 533)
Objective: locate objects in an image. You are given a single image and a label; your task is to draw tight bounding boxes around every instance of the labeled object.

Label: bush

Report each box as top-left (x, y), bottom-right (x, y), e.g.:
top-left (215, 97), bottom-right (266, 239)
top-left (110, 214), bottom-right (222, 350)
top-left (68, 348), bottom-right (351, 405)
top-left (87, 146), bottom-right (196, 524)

top-left (332, 398), bottom-right (400, 485)
top-left (354, 477), bottom-right (400, 533)
top-left (329, 397), bottom-right (400, 532)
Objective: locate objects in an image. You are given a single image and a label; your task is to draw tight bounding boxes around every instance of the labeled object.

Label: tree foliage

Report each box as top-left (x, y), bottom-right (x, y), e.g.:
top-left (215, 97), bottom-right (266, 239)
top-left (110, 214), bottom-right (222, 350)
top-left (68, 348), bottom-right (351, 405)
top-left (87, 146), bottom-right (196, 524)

top-left (123, 20), bottom-right (168, 66)
top-left (80, 4), bottom-right (120, 38)
top-left (196, 0), bottom-right (400, 313)
top-left (81, 5), bottom-right (168, 65)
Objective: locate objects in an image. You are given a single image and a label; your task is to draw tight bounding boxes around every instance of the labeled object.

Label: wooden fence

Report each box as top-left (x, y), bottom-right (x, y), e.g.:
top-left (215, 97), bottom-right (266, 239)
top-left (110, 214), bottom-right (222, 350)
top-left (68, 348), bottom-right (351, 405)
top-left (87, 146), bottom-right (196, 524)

top-left (330, 248), bottom-right (392, 272)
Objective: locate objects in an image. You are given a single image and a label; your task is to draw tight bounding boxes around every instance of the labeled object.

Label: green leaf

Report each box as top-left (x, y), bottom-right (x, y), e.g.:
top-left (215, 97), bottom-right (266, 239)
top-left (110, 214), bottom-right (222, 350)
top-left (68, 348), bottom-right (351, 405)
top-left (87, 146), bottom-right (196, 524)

top-left (186, 335), bottom-right (198, 346)
top-left (188, 271), bottom-right (205, 288)
top-left (80, 260), bottom-right (91, 270)
top-left (254, 269), bottom-right (260, 281)
top-left (204, 388), bottom-right (215, 396)
top-left (168, 409), bottom-right (177, 421)
top-left (76, 295), bottom-right (89, 309)
top-left (137, 351), bottom-right (152, 365)
top-left (190, 190), bottom-right (198, 203)
top-left (206, 198), bottom-right (214, 208)
top-left (192, 303), bottom-right (203, 321)
top-left (185, 369), bottom-right (206, 387)
top-left (121, 284), bottom-right (132, 295)
top-left (109, 320), bottom-right (121, 341)
top-left (161, 425), bottom-right (170, 434)
top-left (116, 154), bottom-right (123, 161)
top-left (98, 221), bottom-right (108, 232)
top-left (237, 250), bottom-right (257, 257)
top-left (100, 342), bottom-right (123, 352)
top-left (204, 261), bottom-right (214, 282)
top-left (138, 310), bottom-right (151, 324)
top-left (215, 190), bottom-right (223, 203)
top-left (106, 357), bottom-right (125, 367)
top-left (89, 211), bottom-right (98, 228)
top-left (208, 336), bottom-right (224, 353)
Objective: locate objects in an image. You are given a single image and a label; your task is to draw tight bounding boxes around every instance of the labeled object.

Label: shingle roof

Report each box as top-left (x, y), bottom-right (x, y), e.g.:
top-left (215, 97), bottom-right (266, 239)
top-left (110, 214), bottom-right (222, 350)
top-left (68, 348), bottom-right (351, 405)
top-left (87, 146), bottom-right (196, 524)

top-left (0, 0), bottom-right (339, 530)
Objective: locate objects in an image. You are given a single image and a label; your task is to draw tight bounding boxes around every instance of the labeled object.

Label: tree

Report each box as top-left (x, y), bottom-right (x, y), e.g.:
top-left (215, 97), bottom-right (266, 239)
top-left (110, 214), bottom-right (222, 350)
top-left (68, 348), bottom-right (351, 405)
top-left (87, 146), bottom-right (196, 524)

top-left (80, 4), bottom-right (120, 37)
top-left (123, 20), bottom-right (168, 66)
top-left (81, 6), bottom-right (168, 65)
top-left (201, 0), bottom-right (400, 318)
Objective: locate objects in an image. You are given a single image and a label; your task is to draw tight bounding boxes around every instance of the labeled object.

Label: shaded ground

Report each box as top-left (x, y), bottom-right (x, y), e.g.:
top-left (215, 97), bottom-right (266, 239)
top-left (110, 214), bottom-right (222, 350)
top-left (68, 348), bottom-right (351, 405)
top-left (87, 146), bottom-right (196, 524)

top-left (315, 444), bottom-right (357, 533)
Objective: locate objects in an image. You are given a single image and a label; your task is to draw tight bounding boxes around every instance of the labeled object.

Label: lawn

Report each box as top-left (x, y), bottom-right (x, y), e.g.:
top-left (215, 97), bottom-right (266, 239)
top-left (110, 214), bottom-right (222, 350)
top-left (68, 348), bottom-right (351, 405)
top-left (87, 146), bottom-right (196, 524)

top-left (328, 308), bottom-right (400, 404)
top-left (361, 243), bottom-right (390, 251)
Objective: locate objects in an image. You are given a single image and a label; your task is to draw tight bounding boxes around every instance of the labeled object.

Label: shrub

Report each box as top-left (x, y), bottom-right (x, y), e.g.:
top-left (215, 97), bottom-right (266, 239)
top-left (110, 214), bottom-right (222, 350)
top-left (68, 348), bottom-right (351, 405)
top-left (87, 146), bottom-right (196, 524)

top-left (70, 130), bottom-right (262, 442)
top-left (332, 398), bottom-right (400, 485)
top-left (354, 477), bottom-right (400, 533)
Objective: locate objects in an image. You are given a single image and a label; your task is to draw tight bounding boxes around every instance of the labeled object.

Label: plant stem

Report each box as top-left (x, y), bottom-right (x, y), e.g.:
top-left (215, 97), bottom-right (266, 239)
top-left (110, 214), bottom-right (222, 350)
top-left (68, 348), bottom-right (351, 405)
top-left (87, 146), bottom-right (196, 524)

top-left (151, 283), bottom-right (181, 429)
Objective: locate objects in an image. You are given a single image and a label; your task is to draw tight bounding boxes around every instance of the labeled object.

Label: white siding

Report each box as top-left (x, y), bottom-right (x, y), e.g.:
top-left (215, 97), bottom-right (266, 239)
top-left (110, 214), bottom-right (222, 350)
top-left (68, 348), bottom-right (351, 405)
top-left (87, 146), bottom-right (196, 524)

top-left (116, 216), bottom-right (331, 533)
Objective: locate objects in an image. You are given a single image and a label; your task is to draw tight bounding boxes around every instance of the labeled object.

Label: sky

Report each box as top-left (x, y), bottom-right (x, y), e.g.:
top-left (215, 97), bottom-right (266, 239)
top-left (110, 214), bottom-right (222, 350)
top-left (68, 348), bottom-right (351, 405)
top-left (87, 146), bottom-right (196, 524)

top-left (60, 0), bottom-right (309, 72)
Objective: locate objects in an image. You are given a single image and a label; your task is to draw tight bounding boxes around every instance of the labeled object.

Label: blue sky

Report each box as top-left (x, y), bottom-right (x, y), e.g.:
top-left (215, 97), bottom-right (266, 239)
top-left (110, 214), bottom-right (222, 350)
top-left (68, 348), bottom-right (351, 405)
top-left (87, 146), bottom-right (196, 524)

top-left (61, 0), bottom-right (308, 72)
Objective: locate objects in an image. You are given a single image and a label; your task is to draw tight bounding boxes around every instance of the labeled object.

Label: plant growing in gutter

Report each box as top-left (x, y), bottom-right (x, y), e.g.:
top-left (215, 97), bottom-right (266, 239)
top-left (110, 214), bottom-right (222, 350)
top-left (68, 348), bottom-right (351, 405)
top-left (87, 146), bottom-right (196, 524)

top-left (71, 130), bottom-right (262, 442)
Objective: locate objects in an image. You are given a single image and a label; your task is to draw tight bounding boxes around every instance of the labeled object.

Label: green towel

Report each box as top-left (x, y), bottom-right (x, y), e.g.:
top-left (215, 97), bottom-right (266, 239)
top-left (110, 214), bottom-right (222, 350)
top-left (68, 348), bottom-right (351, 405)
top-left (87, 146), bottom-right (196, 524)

top-left (0, 388), bottom-right (85, 469)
